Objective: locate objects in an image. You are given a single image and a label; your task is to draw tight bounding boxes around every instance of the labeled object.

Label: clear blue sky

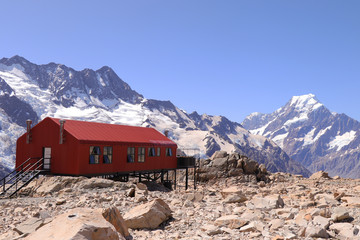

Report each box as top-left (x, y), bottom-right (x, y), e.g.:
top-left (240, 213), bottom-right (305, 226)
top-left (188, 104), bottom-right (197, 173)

top-left (1, 1), bottom-right (359, 122)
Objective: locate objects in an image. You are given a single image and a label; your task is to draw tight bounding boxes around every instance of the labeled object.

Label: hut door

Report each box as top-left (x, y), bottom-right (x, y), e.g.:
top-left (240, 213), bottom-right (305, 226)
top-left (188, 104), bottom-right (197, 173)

top-left (43, 147), bottom-right (51, 170)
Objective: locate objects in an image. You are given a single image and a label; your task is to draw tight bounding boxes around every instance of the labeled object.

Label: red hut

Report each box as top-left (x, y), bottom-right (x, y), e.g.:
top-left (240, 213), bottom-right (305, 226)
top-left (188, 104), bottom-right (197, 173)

top-left (16, 117), bottom-right (178, 176)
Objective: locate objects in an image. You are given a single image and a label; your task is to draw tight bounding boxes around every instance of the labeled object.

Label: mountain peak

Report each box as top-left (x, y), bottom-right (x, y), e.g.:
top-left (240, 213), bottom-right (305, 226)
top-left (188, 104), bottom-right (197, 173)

top-left (0, 55), bottom-right (31, 67)
top-left (97, 66), bottom-right (113, 72)
top-left (288, 93), bottom-right (322, 111)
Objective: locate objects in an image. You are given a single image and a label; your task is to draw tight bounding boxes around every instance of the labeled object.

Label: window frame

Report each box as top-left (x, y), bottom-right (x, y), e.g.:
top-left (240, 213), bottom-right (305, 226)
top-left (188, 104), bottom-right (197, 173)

top-left (103, 146), bottom-right (113, 164)
top-left (148, 147), bottom-right (156, 157)
top-left (157, 147), bottom-right (161, 157)
top-left (138, 147), bottom-right (145, 162)
top-left (89, 146), bottom-right (101, 164)
top-left (127, 147), bottom-right (135, 163)
top-left (166, 147), bottom-right (172, 157)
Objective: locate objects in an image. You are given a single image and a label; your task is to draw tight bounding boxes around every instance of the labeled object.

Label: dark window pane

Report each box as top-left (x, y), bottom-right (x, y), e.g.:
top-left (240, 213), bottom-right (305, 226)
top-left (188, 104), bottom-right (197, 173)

top-left (90, 155), bottom-right (95, 164)
top-left (127, 147), bottom-right (135, 163)
top-left (166, 148), bottom-right (172, 157)
top-left (90, 146), bottom-right (101, 164)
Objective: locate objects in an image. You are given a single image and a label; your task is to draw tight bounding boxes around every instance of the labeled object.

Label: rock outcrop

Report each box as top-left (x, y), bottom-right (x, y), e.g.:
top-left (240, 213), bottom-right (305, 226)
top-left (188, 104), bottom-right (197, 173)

top-left (197, 151), bottom-right (269, 182)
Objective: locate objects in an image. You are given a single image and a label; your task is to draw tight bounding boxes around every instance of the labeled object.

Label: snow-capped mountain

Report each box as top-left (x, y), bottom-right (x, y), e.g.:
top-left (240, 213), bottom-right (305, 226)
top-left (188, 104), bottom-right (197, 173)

top-left (0, 56), bottom-right (310, 178)
top-left (242, 94), bottom-right (360, 178)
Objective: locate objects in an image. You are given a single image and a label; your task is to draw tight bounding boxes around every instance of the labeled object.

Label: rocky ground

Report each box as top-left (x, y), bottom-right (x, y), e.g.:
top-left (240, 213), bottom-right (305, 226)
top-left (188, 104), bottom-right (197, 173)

top-left (2, 152), bottom-right (360, 239)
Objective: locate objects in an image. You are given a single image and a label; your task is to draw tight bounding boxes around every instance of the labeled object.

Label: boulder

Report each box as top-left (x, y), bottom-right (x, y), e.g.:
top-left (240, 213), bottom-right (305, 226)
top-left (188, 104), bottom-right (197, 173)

top-left (14, 217), bottom-right (44, 235)
top-left (341, 197), bottom-right (360, 207)
top-left (329, 222), bottom-right (359, 238)
top-left (186, 192), bottom-right (204, 202)
top-left (214, 215), bottom-right (248, 229)
top-left (305, 224), bottom-right (329, 238)
top-left (269, 219), bottom-right (284, 231)
top-left (102, 207), bottom-right (130, 238)
top-left (221, 186), bottom-right (243, 198)
top-left (201, 224), bottom-right (224, 236)
top-left (24, 208), bottom-right (126, 240)
top-left (294, 210), bottom-right (311, 227)
top-left (135, 183), bottom-right (149, 203)
top-left (309, 171), bottom-right (331, 180)
top-left (221, 185), bottom-right (247, 203)
top-left (247, 194), bottom-right (284, 210)
top-left (136, 182), bottom-right (148, 191)
top-left (126, 188), bottom-right (135, 197)
top-left (223, 193), bottom-right (248, 203)
top-left (56, 198), bottom-right (66, 205)
top-left (312, 215), bottom-right (330, 229)
top-left (331, 207), bottom-right (352, 222)
top-left (123, 198), bottom-right (172, 229)
top-left (242, 158), bottom-right (259, 174)
top-left (212, 157), bottom-right (228, 169)
top-left (228, 152), bottom-right (241, 161)
top-left (258, 164), bottom-right (267, 174)
top-left (239, 221), bottom-right (257, 232)
top-left (315, 193), bottom-right (339, 208)
top-left (240, 209), bottom-right (265, 221)
top-left (210, 151), bottom-right (228, 160)
top-left (228, 168), bottom-right (244, 177)
top-left (33, 210), bottom-right (51, 220)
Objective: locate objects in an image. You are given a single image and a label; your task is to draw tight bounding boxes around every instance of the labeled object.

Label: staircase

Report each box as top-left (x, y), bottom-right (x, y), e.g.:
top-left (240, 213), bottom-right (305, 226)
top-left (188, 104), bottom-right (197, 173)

top-left (0, 157), bottom-right (46, 198)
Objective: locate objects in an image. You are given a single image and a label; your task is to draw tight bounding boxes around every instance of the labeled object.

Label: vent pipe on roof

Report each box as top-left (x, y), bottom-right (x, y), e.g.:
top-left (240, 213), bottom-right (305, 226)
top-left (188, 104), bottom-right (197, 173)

top-left (164, 130), bottom-right (169, 138)
top-left (26, 119), bottom-right (32, 144)
top-left (59, 119), bottom-right (66, 144)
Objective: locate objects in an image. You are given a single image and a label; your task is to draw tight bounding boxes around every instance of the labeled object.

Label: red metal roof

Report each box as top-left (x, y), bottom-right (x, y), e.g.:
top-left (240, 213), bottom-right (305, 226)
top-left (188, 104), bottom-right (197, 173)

top-left (47, 117), bottom-right (176, 145)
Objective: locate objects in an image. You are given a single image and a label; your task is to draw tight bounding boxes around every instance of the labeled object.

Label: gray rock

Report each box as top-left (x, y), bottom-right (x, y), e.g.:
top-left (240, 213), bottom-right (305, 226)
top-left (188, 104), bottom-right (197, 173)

top-left (239, 221), bottom-right (257, 232)
top-left (247, 194), bottom-right (284, 210)
top-left (269, 219), bottom-right (284, 231)
top-left (312, 215), bottom-right (330, 229)
top-left (305, 223), bottom-right (329, 238)
top-left (23, 208), bottom-right (124, 240)
top-left (331, 206), bottom-right (351, 222)
top-left (214, 215), bottom-right (248, 229)
top-left (14, 217), bottom-right (44, 235)
top-left (309, 171), bottom-right (331, 180)
top-left (329, 222), bottom-right (358, 238)
top-left (186, 192), bottom-right (204, 202)
top-left (200, 224), bottom-right (224, 236)
top-left (223, 193), bottom-right (247, 203)
top-left (124, 198), bottom-right (172, 229)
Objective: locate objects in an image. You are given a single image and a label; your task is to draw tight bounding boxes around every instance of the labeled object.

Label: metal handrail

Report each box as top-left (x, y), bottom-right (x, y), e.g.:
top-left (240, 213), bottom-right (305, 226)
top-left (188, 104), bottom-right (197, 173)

top-left (9, 163), bottom-right (44, 198)
top-left (1, 157), bottom-right (40, 186)
top-left (1, 158), bottom-right (43, 195)
top-left (4, 161), bottom-right (34, 185)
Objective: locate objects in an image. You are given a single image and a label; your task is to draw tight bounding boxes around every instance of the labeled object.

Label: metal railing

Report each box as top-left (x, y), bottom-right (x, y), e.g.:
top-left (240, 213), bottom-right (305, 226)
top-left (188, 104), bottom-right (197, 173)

top-left (0, 157), bottom-right (44, 198)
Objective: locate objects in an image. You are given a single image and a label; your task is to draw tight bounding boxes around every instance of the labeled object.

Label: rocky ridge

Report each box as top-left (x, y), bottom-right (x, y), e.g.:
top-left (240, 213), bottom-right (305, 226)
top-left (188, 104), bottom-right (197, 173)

top-left (2, 160), bottom-right (360, 239)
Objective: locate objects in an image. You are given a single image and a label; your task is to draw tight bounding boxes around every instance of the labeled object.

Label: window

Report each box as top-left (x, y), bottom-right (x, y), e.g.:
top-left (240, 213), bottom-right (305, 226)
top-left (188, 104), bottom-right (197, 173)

top-left (166, 148), bottom-right (172, 157)
top-left (148, 147), bottom-right (156, 157)
top-left (157, 147), bottom-right (161, 157)
top-left (103, 146), bottom-right (113, 164)
top-left (127, 147), bottom-right (135, 163)
top-left (90, 146), bottom-right (101, 164)
top-left (138, 147), bottom-right (145, 162)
